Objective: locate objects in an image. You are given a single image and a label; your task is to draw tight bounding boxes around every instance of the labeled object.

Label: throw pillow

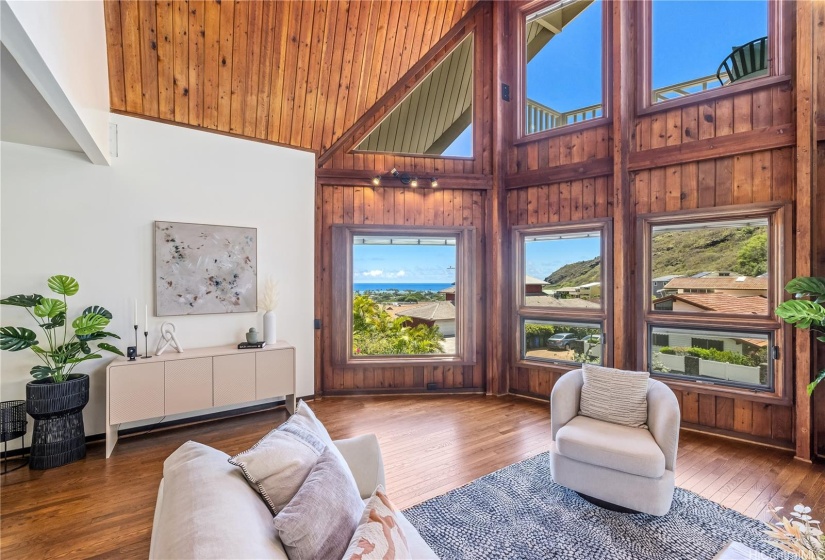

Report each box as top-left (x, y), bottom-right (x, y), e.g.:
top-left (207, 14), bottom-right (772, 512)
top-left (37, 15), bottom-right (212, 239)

top-left (579, 363), bottom-right (649, 428)
top-left (228, 401), bottom-right (340, 513)
top-left (342, 486), bottom-right (411, 560)
top-left (273, 447), bottom-right (364, 560)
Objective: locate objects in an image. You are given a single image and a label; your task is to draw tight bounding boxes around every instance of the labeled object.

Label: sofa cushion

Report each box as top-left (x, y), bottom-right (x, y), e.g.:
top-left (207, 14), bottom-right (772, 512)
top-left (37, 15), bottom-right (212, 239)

top-left (555, 415), bottom-right (666, 478)
top-left (343, 487), bottom-right (411, 560)
top-left (580, 364), bottom-right (649, 428)
top-left (274, 447), bottom-right (364, 560)
top-left (228, 400), bottom-right (343, 513)
top-left (153, 441), bottom-right (288, 560)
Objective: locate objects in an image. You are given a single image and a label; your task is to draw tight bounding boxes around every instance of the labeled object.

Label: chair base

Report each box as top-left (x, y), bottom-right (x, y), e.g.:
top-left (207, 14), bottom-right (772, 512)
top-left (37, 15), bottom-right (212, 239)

top-left (576, 492), bottom-right (641, 514)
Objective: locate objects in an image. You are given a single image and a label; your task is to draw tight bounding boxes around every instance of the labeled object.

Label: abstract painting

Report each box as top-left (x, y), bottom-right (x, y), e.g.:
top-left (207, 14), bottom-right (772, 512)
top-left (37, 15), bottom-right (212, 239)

top-left (155, 221), bottom-right (257, 316)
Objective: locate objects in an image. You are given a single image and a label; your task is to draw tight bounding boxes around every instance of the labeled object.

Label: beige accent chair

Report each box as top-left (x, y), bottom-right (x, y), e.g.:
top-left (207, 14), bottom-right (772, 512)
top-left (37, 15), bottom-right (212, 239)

top-left (550, 368), bottom-right (680, 516)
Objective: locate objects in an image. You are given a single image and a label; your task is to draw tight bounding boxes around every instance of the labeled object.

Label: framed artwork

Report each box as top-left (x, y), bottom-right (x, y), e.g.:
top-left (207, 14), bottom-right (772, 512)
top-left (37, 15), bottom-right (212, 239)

top-left (154, 221), bottom-right (257, 316)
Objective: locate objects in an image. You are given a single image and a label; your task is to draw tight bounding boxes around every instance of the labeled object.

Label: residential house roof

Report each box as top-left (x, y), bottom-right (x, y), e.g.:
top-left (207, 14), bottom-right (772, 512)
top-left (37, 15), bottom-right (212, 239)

top-left (662, 276), bottom-right (768, 291)
top-left (524, 295), bottom-right (600, 308)
top-left (396, 301), bottom-right (456, 321)
top-left (653, 293), bottom-right (768, 315)
top-left (653, 274), bottom-right (683, 282)
top-left (526, 275), bottom-right (550, 286)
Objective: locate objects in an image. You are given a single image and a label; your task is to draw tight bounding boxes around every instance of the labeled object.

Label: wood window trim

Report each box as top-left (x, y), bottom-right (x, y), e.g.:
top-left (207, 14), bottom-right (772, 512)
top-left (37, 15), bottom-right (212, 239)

top-left (635, 202), bottom-right (793, 404)
top-left (513, 0), bottom-right (613, 143)
top-left (331, 224), bottom-right (477, 367)
top-left (512, 218), bottom-right (614, 370)
top-left (636, 0), bottom-right (789, 116)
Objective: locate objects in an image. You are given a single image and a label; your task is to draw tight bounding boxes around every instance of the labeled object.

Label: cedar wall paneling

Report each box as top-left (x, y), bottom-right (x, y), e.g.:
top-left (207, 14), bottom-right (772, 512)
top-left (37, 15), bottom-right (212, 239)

top-left (317, 186), bottom-right (487, 395)
top-left (103, 0), bottom-right (478, 153)
top-left (502, 0), bottom-right (799, 449)
top-left (813, 0), bottom-right (825, 460)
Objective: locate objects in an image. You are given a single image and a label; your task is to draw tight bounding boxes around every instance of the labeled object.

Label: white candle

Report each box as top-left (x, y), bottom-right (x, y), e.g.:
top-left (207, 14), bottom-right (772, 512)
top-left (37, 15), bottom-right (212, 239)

top-left (134, 299), bottom-right (138, 326)
top-left (145, 304), bottom-right (149, 333)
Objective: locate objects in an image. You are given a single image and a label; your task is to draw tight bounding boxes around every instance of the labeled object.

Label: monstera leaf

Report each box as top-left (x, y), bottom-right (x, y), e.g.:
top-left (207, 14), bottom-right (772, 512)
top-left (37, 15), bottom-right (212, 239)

top-left (0, 294), bottom-right (43, 308)
top-left (775, 300), bottom-right (825, 329)
top-left (82, 305), bottom-right (112, 320)
top-left (33, 298), bottom-right (67, 319)
top-left (77, 330), bottom-right (121, 341)
top-left (44, 312), bottom-right (66, 330)
top-left (98, 342), bottom-right (124, 356)
top-left (0, 327), bottom-right (38, 351)
top-left (47, 275), bottom-right (79, 296)
top-left (30, 366), bottom-right (56, 380)
top-left (67, 353), bottom-right (102, 364)
top-left (785, 277), bottom-right (825, 303)
top-left (71, 313), bottom-right (110, 336)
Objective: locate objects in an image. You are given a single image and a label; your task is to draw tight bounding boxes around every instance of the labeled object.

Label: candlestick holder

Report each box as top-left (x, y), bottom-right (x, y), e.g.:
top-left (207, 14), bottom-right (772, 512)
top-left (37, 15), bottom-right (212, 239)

top-left (142, 331), bottom-right (152, 359)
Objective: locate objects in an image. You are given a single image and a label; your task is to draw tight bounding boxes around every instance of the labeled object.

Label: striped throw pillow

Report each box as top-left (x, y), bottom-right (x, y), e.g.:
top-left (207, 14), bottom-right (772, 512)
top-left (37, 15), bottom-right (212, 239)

top-left (579, 364), bottom-right (650, 428)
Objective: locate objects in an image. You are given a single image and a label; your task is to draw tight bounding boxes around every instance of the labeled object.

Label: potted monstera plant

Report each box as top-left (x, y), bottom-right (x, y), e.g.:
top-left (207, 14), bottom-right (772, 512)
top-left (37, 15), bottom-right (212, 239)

top-left (775, 277), bottom-right (825, 396)
top-left (0, 275), bottom-right (123, 469)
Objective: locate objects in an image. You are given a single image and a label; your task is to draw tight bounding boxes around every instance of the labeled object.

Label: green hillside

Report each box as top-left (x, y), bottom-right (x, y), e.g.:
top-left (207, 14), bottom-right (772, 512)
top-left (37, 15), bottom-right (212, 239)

top-left (542, 225), bottom-right (767, 288)
top-left (544, 257), bottom-right (601, 288)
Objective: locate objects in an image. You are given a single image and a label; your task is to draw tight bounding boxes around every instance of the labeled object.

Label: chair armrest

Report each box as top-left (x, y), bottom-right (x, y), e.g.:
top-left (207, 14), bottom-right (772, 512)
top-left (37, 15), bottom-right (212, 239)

top-left (551, 369), bottom-right (584, 440)
top-left (647, 379), bottom-right (680, 471)
top-left (333, 434), bottom-right (386, 499)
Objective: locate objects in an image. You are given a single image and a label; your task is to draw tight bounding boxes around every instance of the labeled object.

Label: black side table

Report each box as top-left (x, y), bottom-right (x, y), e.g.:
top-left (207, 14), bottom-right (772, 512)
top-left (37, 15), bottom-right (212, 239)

top-left (1, 400), bottom-right (28, 473)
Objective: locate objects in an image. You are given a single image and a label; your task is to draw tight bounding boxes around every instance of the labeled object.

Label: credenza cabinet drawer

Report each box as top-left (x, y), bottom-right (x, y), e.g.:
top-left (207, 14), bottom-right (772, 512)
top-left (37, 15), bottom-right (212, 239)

top-left (256, 349), bottom-right (294, 400)
top-left (213, 353), bottom-right (256, 406)
top-left (110, 362), bottom-right (165, 424)
top-left (165, 357), bottom-right (213, 415)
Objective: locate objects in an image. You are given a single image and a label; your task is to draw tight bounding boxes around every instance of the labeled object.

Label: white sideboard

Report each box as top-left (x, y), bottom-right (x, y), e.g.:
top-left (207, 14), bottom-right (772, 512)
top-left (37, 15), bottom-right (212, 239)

top-left (105, 341), bottom-right (295, 458)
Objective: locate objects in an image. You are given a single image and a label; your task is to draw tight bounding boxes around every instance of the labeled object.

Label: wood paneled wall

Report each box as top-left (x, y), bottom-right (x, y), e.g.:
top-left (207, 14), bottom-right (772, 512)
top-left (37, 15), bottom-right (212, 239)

top-left (104, 0), bottom-right (476, 154)
top-left (316, 186), bottom-right (487, 395)
top-left (502, 0), bottom-right (804, 451)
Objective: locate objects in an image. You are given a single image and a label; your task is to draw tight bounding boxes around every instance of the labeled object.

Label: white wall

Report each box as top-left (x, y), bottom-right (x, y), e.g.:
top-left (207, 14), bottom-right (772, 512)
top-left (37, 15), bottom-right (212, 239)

top-left (0, 114), bottom-right (315, 445)
top-left (2, 0), bottom-right (110, 163)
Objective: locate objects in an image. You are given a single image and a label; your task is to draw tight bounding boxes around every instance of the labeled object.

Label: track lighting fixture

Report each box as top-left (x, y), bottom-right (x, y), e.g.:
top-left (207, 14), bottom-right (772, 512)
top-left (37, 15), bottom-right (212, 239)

top-left (379, 169), bottom-right (438, 188)
top-left (372, 176), bottom-right (381, 185)
top-left (430, 178), bottom-right (438, 188)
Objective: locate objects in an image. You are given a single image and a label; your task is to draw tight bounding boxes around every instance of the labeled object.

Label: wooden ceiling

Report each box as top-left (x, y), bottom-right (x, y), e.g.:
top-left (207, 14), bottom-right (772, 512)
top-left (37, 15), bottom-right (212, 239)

top-left (104, 0), bottom-right (478, 156)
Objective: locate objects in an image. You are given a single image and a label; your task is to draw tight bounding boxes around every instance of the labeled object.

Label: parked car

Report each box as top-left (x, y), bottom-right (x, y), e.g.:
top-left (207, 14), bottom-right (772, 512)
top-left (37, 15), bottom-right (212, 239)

top-left (547, 333), bottom-right (577, 350)
top-left (579, 334), bottom-right (602, 346)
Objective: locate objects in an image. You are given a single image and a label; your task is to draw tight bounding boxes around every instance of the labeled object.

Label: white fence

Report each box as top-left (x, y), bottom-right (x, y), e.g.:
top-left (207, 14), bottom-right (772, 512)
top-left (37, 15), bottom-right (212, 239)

top-left (653, 352), bottom-right (761, 385)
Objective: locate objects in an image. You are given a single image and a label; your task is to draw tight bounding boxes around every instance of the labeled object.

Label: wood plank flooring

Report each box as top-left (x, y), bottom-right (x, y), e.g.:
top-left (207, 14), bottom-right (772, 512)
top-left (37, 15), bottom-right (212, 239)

top-left (1, 395), bottom-right (823, 559)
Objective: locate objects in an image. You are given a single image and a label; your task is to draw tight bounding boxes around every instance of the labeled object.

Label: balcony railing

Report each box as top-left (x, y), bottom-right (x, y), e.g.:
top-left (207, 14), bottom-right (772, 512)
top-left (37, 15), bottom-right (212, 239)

top-left (652, 74), bottom-right (724, 103)
top-left (526, 99), bottom-right (602, 135)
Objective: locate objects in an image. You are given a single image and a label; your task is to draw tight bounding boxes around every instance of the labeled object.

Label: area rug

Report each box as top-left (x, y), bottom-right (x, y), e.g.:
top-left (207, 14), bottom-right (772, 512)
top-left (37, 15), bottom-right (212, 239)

top-left (403, 453), bottom-right (792, 560)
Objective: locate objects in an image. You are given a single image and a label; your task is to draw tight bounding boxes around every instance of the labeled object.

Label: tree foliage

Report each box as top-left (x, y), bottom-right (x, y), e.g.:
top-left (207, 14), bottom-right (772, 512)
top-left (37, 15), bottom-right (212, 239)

top-left (736, 231), bottom-right (768, 277)
top-left (352, 294), bottom-right (444, 355)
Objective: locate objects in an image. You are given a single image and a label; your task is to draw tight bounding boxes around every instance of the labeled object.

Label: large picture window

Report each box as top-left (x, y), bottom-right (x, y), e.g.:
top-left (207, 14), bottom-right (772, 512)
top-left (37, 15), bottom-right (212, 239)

top-left (641, 0), bottom-right (784, 109)
top-left (514, 220), bottom-right (611, 368)
top-left (638, 203), bottom-right (791, 400)
top-left (332, 225), bottom-right (475, 365)
top-left (521, 0), bottom-right (606, 136)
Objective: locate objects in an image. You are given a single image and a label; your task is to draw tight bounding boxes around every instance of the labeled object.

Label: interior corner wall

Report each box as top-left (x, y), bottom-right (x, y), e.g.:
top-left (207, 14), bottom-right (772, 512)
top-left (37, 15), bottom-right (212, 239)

top-left (0, 114), bottom-right (315, 447)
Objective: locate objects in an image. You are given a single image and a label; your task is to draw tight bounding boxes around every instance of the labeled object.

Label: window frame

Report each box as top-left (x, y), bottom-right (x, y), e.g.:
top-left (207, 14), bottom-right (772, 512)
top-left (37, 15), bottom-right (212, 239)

top-left (636, 0), bottom-right (789, 115)
top-left (636, 202), bottom-right (792, 403)
top-left (331, 224), bottom-right (477, 367)
top-left (514, 0), bottom-right (613, 144)
top-left (513, 218), bottom-right (613, 370)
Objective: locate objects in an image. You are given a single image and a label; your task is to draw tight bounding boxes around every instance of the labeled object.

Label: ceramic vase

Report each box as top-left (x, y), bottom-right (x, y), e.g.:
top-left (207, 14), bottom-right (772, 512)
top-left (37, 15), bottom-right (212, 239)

top-left (263, 311), bottom-right (277, 344)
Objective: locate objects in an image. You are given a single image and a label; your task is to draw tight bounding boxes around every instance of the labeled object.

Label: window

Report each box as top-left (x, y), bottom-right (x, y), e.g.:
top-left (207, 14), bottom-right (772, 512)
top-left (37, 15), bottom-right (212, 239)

top-left (515, 220), bottom-right (611, 367)
top-left (331, 225), bottom-right (476, 365)
top-left (650, 218), bottom-right (770, 315)
top-left (647, 0), bottom-right (773, 105)
top-left (354, 34), bottom-right (473, 158)
top-left (524, 319), bottom-right (603, 365)
top-left (639, 203), bottom-right (790, 399)
top-left (522, 0), bottom-right (605, 135)
top-left (650, 327), bottom-right (771, 391)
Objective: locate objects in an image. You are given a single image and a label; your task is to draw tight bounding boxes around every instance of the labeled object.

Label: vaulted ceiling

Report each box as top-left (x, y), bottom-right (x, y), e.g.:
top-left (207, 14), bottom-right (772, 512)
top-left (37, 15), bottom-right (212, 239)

top-left (104, 0), bottom-right (478, 156)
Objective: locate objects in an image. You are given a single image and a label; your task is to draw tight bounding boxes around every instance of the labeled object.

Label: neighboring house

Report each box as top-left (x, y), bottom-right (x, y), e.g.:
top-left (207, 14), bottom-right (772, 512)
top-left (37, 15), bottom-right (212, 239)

top-left (395, 301), bottom-right (457, 336)
top-left (659, 275), bottom-right (768, 297)
top-left (652, 274), bottom-right (683, 298)
top-left (525, 275), bottom-right (551, 294)
top-left (550, 286), bottom-right (580, 299)
top-left (440, 284), bottom-right (456, 302)
top-left (578, 281), bottom-right (601, 300)
top-left (652, 293), bottom-right (768, 315)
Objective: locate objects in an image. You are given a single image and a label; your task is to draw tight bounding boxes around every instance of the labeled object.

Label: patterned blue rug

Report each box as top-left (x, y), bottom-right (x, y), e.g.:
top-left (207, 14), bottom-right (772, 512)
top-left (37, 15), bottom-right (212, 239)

top-left (403, 453), bottom-right (792, 560)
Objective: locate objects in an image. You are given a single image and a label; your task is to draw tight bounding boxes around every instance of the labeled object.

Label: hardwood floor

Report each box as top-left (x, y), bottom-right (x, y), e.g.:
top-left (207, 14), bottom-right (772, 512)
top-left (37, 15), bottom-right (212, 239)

top-left (1, 395), bottom-right (823, 559)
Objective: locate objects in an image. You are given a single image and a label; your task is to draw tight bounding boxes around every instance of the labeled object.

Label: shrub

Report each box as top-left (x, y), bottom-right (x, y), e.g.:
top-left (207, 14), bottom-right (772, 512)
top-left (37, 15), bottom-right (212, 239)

top-left (658, 346), bottom-right (761, 367)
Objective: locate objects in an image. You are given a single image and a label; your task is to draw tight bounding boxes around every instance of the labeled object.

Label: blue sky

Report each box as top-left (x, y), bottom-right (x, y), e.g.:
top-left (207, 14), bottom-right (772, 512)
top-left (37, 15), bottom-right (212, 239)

top-left (442, 124), bottom-right (473, 157)
top-left (524, 237), bottom-right (601, 281)
top-left (526, 0), bottom-right (766, 110)
top-left (354, 244), bottom-right (457, 284)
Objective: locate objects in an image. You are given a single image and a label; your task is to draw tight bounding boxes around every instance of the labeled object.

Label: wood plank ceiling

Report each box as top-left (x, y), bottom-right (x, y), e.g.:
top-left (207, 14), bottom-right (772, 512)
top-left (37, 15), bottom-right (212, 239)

top-left (104, 0), bottom-right (478, 156)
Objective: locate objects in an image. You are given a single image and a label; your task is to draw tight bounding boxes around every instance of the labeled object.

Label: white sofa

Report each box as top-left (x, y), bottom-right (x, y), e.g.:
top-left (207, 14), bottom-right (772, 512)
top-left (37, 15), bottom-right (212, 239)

top-left (549, 368), bottom-right (680, 516)
top-left (149, 434), bottom-right (438, 559)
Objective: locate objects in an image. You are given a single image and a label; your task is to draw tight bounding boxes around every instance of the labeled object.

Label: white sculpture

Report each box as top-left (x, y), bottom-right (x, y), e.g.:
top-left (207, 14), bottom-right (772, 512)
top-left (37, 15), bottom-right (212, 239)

top-left (155, 322), bottom-right (184, 356)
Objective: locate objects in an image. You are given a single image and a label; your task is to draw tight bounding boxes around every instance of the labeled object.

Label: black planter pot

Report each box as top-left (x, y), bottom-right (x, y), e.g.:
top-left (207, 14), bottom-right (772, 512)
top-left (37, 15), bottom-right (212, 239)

top-left (26, 374), bottom-right (89, 470)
